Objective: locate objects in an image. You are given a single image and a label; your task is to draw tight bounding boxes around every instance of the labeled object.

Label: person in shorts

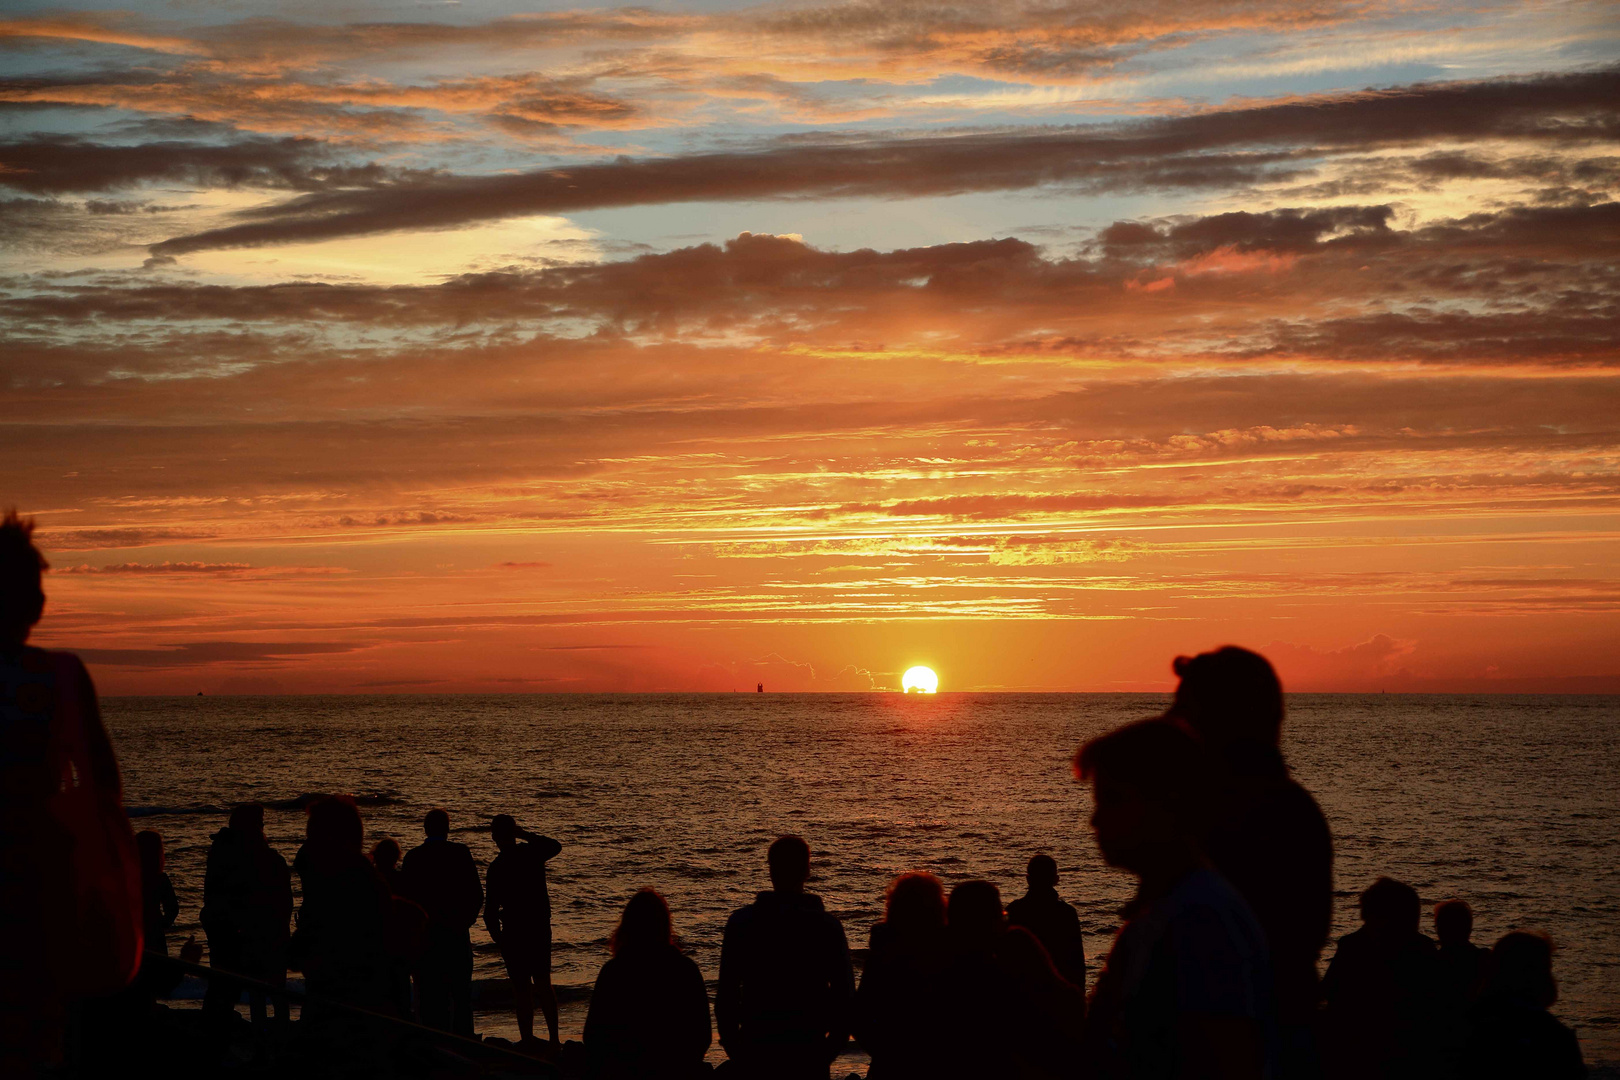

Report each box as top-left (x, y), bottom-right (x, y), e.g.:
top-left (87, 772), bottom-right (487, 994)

top-left (485, 814), bottom-right (562, 1049)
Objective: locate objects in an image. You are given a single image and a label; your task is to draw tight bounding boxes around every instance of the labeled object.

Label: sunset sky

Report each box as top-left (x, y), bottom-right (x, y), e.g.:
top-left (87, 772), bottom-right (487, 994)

top-left (4, 0), bottom-right (1617, 693)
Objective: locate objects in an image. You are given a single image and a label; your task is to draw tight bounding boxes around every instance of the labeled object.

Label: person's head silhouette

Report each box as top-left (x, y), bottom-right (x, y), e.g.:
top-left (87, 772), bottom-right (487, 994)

top-left (424, 808), bottom-right (450, 838)
top-left (1487, 931), bottom-right (1558, 1008)
top-left (229, 802), bottom-right (265, 839)
top-left (610, 888), bottom-right (674, 957)
top-left (1359, 876), bottom-right (1421, 939)
top-left (768, 834), bottom-right (811, 894)
top-left (371, 836), bottom-right (401, 871)
top-left (885, 872), bottom-right (946, 937)
top-left (135, 829), bottom-right (165, 876)
top-left (490, 813), bottom-right (520, 852)
top-left (1435, 898), bottom-right (1474, 947)
top-left (306, 795), bottom-right (363, 856)
top-left (0, 510), bottom-right (47, 648)
top-left (1168, 646), bottom-right (1284, 749)
top-left (948, 880), bottom-right (1005, 952)
top-left (1074, 719), bottom-right (1215, 876)
top-left (1026, 854), bottom-right (1058, 891)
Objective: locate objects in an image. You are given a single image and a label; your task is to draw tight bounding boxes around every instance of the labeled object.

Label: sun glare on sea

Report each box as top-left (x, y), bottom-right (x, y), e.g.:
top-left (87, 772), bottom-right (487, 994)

top-left (901, 666), bottom-right (939, 694)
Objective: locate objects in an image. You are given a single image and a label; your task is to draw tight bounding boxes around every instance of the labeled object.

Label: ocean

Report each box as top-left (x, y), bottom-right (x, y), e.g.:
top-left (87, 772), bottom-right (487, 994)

top-left (106, 692), bottom-right (1620, 1069)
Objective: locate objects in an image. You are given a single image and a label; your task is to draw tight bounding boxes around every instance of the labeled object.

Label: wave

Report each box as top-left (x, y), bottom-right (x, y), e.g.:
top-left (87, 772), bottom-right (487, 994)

top-left (127, 791), bottom-right (403, 818)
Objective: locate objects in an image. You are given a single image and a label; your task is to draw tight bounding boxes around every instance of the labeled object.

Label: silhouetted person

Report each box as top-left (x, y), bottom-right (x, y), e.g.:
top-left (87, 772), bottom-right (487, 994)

top-left (584, 888), bottom-right (712, 1079)
top-left (1075, 719), bottom-right (1272, 1080)
top-left (485, 813), bottom-right (563, 1049)
top-left (133, 830), bottom-right (183, 1000)
top-left (371, 837), bottom-right (404, 894)
top-left (401, 808), bottom-right (483, 1037)
top-left (1321, 877), bottom-right (1439, 1079)
top-left (290, 796), bottom-right (393, 1018)
top-left (717, 835), bottom-right (854, 1079)
top-left (1166, 645), bottom-right (1333, 1077)
top-left (1006, 854), bottom-right (1086, 991)
top-left (1460, 931), bottom-right (1585, 1079)
top-left (0, 511), bottom-right (143, 1075)
top-left (202, 802), bottom-right (293, 1026)
top-left (855, 872), bottom-right (953, 1079)
top-left (1432, 899), bottom-right (1487, 1075)
top-left (944, 879), bottom-right (1084, 1080)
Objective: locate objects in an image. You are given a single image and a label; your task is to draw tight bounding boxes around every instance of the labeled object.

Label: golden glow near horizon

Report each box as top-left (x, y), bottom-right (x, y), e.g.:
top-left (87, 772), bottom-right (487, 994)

top-left (902, 667), bottom-right (940, 694)
top-left (3, 1), bottom-right (1617, 695)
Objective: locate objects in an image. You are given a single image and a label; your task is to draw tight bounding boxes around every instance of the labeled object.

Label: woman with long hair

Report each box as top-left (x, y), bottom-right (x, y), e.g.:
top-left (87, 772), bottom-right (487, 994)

top-left (854, 871), bottom-right (953, 1079)
top-left (583, 888), bottom-right (712, 1078)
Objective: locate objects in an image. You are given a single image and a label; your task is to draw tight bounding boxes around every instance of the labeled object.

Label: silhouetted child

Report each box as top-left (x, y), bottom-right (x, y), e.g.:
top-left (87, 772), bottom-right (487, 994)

top-left (1321, 876), bottom-right (1439, 1079)
top-left (1167, 646), bottom-right (1332, 1078)
top-left (583, 888), bottom-right (711, 1079)
top-left (202, 802), bottom-right (293, 1026)
top-left (1075, 719), bottom-right (1272, 1080)
top-left (0, 511), bottom-right (143, 1075)
top-left (1005, 854), bottom-right (1087, 992)
top-left (945, 879), bottom-right (1083, 1080)
top-left (1432, 899), bottom-right (1487, 1075)
top-left (1460, 931), bottom-right (1585, 1079)
top-left (716, 835), bottom-right (854, 1079)
top-left (485, 813), bottom-right (563, 1049)
top-left (855, 872), bottom-right (952, 1080)
top-left (371, 836), bottom-right (404, 894)
top-left (401, 808), bottom-right (483, 1037)
top-left (134, 830), bottom-right (183, 999)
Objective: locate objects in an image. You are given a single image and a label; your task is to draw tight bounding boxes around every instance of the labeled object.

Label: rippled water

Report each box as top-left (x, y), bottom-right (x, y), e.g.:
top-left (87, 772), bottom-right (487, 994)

top-left (105, 693), bottom-right (1620, 1066)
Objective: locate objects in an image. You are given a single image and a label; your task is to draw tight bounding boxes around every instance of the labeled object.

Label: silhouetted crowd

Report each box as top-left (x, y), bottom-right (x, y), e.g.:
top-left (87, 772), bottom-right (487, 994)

top-left (0, 508), bottom-right (1596, 1079)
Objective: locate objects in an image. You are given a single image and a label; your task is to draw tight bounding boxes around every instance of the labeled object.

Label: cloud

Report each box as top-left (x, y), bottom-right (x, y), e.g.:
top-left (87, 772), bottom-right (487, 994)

top-left (76, 640), bottom-right (362, 667)
top-left (145, 68), bottom-right (1620, 257)
top-left (54, 560), bottom-right (252, 573)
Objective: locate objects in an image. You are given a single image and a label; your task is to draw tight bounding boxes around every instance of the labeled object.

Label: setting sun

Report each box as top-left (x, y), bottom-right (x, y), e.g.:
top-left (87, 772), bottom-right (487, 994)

top-left (901, 666), bottom-right (939, 694)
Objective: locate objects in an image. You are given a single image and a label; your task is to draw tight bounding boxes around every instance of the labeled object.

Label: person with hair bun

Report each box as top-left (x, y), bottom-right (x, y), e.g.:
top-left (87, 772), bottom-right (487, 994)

top-left (583, 889), bottom-right (711, 1078)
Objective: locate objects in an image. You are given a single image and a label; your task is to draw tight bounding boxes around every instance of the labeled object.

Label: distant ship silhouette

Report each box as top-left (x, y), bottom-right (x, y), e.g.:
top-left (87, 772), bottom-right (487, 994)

top-left (756, 683), bottom-right (764, 693)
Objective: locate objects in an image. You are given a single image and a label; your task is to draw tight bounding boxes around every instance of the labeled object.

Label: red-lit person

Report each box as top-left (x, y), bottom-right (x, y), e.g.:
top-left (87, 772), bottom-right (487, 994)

top-left (485, 814), bottom-right (563, 1050)
top-left (0, 510), bottom-right (144, 1073)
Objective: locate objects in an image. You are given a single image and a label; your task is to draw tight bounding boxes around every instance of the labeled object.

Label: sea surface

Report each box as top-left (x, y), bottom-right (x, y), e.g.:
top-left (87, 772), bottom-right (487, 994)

top-left (105, 693), bottom-right (1620, 1069)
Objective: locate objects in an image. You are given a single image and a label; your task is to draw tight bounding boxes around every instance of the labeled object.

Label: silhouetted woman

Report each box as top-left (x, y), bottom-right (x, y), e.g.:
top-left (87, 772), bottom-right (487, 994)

top-left (583, 888), bottom-right (712, 1079)
top-left (1460, 932), bottom-right (1584, 1079)
top-left (944, 880), bottom-right (1083, 1080)
top-left (290, 796), bottom-right (393, 1018)
top-left (855, 872), bottom-right (952, 1079)
top-left (0, 511), bottom-right (142, 1074)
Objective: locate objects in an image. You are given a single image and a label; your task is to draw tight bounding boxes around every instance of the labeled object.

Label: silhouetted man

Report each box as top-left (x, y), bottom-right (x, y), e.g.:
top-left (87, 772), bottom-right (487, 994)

top-left (1321, 876), bottom-right (1439, 1080)
top-left (201, 802), bottom-right (293, 1026)
top-left (402, 809), bottom-right (483, 1037)
top-left (484, 814), bottom-right (562, 1049)
top-left (1075, 719), bottom-right (1272, 1080)
top-left (1005, 853), bottom-right (1087, 991)
top-left (717, 835), bottom-right (854, 1079)
top-left (1167, 646), bottom-right (1333, 1077)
